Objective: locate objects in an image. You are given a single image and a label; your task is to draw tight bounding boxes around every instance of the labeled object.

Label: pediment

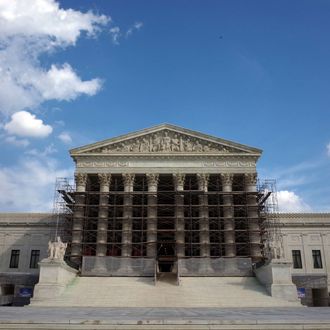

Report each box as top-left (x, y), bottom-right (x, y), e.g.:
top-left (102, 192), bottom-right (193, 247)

top-left (70, 124), bottom-right (262, 156)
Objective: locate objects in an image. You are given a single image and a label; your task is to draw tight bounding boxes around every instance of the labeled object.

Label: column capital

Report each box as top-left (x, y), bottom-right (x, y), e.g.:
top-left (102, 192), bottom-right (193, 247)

top-left (244, 173), bottom-right (257, 186)
top-left (75, 173), bottom-right (87, 189)
top-left (146, 173), bottom-right (159, 186)
top-left (173, 173), bottom-right (185, 190)
top-left (123, 173), bottom-right (135, 192)
top-left (197, 173), bottom-right (209, 192)
top-left (221, 173), bottom-right (234, 185)
top-left (98, 173), bottom-right (111, 187)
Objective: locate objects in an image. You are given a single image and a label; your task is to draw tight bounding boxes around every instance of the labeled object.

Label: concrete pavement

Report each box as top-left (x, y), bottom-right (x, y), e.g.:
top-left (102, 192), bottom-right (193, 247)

top-left (1, 307), bottom-right (330, 329)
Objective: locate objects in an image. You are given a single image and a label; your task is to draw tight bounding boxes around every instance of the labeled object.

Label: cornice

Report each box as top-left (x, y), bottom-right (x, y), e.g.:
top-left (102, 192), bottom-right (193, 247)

top-left (277, 213), bottom-right (330, 219)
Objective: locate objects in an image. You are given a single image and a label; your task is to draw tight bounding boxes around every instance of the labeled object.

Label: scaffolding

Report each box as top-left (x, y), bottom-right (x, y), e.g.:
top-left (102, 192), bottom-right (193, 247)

top-left (53, 177), bottom-right (74, 245)
top-left (257, 179), bottom-right (282, 261)
top-left (53, 174), bottom-right (280, 266)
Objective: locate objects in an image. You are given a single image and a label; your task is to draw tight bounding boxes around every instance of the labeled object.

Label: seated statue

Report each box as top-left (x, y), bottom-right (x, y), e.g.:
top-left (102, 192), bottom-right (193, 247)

top-left (48, 236), bottom-right (67, 261)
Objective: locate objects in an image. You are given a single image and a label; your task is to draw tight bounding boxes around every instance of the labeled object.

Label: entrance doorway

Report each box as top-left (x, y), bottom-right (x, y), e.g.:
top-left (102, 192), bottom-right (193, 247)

top-left (157, 241), bottom-right (176, 272)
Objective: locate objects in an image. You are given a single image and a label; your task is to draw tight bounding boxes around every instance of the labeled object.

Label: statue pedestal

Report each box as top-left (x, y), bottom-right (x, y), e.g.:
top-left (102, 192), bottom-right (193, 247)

top-left (254, 259), bottom-right (300, 303)
top-left (30, 258), bottom-right (78, 305)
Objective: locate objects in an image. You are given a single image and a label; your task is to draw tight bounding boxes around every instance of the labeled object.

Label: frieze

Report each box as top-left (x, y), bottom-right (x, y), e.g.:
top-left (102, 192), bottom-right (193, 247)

top-left (90, 130), bottom-right (242, 154)
top-left (203, 161), bottom-right (255, 167)
top-left (77, 161), bottom-right (129, 168)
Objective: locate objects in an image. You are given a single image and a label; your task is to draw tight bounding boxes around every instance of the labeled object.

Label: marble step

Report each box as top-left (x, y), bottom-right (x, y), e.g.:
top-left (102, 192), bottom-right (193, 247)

top-left (31, 276), bottom-right (301, 308)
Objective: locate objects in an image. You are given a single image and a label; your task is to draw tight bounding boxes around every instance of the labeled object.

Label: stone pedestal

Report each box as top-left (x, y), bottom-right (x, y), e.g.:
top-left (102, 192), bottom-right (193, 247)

top-left (254, 259), bottom-right (300, 303)
top-left (30, 258), bottom-right (78, 304)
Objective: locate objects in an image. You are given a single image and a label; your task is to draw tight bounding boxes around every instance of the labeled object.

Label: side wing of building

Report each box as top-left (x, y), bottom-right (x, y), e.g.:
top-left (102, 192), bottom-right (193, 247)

top-left (279, 213), bottom-right (330, 306)
top-left (0, 213), bottom-right (58, 305)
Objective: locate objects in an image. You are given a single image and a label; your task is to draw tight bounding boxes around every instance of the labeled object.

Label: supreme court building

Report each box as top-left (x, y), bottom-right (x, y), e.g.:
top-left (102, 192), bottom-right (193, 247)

top-left (1, 124), bottom-right (329, 307)
top-left (66, 123), bottom-right (266, 275)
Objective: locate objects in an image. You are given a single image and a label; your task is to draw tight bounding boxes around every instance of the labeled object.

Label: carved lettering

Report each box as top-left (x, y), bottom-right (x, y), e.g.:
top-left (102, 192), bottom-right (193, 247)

top-left (77, 161), bottom-right (129, 168)
top-left (203, 161), bottom-right (255, 167)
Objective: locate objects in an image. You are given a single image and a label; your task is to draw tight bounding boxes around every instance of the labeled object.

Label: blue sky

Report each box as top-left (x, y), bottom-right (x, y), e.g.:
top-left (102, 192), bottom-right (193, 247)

top-left (0, 0), bottom-right (329, 212)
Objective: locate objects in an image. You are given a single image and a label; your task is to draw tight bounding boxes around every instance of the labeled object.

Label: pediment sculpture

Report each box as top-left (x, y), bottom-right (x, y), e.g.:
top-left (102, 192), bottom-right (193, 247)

top-left (91, 130), bottom-right (240, 154)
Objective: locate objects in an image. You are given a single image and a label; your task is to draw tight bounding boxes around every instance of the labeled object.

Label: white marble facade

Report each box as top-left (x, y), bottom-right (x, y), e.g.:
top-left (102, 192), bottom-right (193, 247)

top-left (71, 124), bottom-right (261, 175)
top-left (69, 124), bottom-right (263, 263)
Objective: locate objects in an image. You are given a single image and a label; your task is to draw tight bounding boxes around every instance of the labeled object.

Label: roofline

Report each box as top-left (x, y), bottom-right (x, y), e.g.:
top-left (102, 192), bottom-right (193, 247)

top-left (277, 212), bottom-right (330, 218)
top-left (70, 123), bottom-right (263, 156)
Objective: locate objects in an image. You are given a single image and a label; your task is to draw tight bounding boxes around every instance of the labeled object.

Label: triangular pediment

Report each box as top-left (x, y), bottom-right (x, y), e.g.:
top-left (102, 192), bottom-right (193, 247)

top-left (70, 124), bottom-right (262, 156)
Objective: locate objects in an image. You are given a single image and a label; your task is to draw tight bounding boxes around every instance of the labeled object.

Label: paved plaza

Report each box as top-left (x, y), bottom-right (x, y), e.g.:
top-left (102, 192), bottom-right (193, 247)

top-left (1, 307), bottom-right (330, 329)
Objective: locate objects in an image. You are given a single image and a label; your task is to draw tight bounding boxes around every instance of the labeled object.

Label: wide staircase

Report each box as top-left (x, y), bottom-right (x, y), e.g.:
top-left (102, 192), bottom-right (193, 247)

top-left (31, 275), bottom-right (301, 307)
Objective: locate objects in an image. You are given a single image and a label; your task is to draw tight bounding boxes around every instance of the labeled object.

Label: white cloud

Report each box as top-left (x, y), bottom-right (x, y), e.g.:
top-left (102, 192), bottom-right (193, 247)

top-left (4, 111), bottom-right (53, 138)
top-left (109, 26), bottom-right (121, 44)
top-left (0, 155), bottom-right (72, 211)
top-left (126, 21), bottom-right (143, 37)
top-left (32, 64), bottom-right (102, 101)
top-left (0, 0), bottom-right (108, 115)
top-left (0, 0), bottom-right (109, 45)
top-left (326, 142), bottom-right (330, 157)
top-left (25, 144), bottom-right (57, 157)
top-left (276, 190), bottom-right (312, 212)
top-left (58, 131), bottom-right (72, 144)
top-left (5, 135), bottom-right (29, 147)
top-left (110, 21), bottom-right (143, 44)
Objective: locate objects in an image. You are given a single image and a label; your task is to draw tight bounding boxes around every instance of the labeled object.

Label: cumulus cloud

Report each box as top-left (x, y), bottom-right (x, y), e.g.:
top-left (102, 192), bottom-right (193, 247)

top-left (0, 0), bottom-right (108, 115)
top-left (58, 131), bottom-right (72, 144)
top-left (4, 111), bottom-right (53, 138)
top-left (276, 190), bottom-right (312, 212)
top-left (0, 155), bottom-right (72, 211)
top-left (32, 64), bottom-right (101, 101)
top-left (0, 0), bottom-right (109, 45)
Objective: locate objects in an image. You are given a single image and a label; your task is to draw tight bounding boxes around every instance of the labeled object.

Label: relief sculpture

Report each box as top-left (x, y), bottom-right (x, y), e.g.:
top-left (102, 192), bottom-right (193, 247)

top-left (95, 130), bottom-right (238, 154)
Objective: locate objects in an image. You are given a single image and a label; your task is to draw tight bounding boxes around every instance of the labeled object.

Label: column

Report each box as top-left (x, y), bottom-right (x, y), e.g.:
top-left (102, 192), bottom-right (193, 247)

top-left (121, 173), bottom-right (135, 257)
top-left (197, 173), bottom-right (210, 257)
top-left (146, 174), bottom-right (159, 258)
top-left (71, 173), bottom-right (87, 263)
top-left (173, 173), bottom-right (185, 258)
top-left (245, 173), bottom-right (262, 260)
top-left (221, 173), bottom-right (236, 257)
top-left (96, 173), bottom-right (111, 257)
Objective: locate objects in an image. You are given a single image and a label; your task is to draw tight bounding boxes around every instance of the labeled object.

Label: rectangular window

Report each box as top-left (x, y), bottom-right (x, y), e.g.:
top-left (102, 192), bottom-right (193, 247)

top-left (292, 250), bottom-right (302, 269)
top-left (312, 250), bottom-right (323, 269)
top-left (9, 250), bottom-right (20, 268)
top-left (29, 250), bottom-right (40, 269)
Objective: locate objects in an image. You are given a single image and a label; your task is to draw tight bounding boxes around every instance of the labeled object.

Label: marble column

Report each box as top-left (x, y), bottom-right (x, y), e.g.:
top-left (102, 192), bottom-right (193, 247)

top-left (96, 173), bottom-right (111, 257)
top-left (197, 174), bottom-right (210, 257)
top-left (245, 173), bottom-right (262, 260)
top-left (71, 173), bottom-right (87, 263)
top-left (173, 173), bottom-right (185, 258)
top-left (121, 173), bottom-right (135, 257)
top-left (146, 174), bottom-right (159, 258)
top-left (221, 173), bottom-right (236, 257)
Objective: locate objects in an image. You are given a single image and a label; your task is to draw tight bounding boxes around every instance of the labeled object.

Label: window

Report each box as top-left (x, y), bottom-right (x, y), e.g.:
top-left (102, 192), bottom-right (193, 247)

top-left (9, 250), bottom-right (20, 268)
top-left (292, 250), bottom-right (302, 269)
top-left (29, 250), bottom-right (40, 269)
top-left (312, 250), bottom-right (323, 269)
